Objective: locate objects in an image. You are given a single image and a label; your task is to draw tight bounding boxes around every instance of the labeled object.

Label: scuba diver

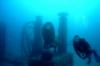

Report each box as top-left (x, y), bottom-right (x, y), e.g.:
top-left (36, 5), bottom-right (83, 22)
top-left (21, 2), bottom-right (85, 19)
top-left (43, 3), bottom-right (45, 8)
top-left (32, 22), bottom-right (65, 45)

top-left (73, 35), bottom-right (100, 64)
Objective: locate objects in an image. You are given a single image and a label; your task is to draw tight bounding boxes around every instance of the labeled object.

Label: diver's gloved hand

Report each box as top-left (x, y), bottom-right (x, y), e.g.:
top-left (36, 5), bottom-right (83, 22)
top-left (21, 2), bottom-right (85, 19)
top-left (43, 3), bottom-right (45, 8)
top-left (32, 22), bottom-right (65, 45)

top-left (92, 50), bottom-right (100, 63)
top-left (95, 56), bottom-right (100, 63)
top-left (87, 57), bottom-right (91, 64)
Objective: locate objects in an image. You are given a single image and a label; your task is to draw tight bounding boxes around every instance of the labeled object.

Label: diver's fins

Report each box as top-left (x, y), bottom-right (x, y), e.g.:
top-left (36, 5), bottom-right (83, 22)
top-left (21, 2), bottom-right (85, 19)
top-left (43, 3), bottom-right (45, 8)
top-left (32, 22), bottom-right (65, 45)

top-left (92, 50), bottom-right (100, 63)
top-left (87, 56), bottom-right (91, 64)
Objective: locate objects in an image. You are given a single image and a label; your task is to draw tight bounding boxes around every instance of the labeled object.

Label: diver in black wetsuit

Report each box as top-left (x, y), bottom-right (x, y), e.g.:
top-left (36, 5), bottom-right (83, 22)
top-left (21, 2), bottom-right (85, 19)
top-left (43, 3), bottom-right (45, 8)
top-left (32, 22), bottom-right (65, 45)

top-left (73, 35), bottom-right (100, 64)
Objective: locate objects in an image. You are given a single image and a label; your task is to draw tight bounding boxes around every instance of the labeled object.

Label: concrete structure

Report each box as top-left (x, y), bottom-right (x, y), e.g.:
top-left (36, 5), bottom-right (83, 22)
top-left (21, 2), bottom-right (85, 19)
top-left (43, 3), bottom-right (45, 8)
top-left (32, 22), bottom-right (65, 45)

top-left (58, 13), bottom-right (67, 54)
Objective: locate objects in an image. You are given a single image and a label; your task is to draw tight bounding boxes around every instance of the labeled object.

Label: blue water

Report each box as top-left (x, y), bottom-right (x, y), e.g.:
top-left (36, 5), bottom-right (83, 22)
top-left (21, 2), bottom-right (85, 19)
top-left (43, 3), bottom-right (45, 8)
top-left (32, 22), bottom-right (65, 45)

top-left (0, 0), bottom-right (100, 66)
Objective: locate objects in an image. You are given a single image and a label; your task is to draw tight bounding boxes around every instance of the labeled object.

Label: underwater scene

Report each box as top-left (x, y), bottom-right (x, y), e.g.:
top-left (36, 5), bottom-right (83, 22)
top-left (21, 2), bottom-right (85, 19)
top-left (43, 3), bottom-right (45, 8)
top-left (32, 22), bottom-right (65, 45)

top-left (0, 0), bottom-right (100, 66)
